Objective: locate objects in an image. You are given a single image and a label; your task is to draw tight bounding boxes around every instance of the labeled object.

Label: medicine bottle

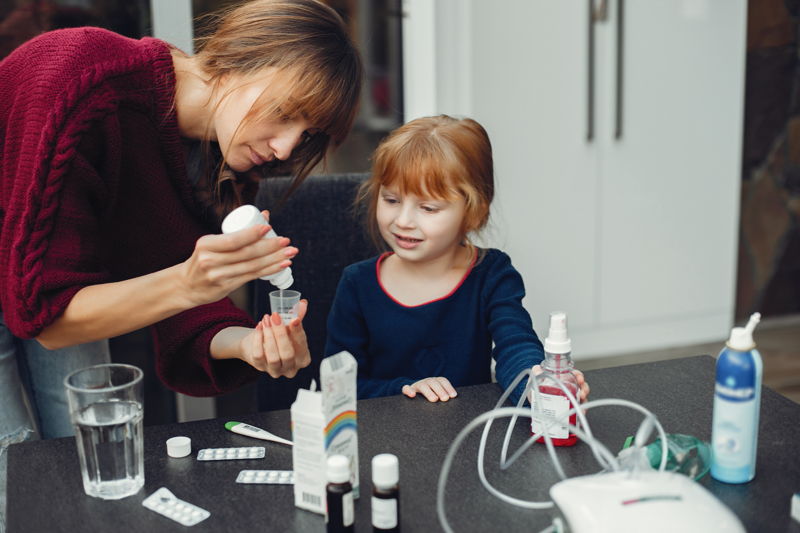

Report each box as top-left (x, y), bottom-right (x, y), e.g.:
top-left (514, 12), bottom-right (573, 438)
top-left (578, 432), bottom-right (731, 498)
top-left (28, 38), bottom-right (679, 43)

top-left (531, 311), bottom-right (579, 446)
top-left (326, 454), bottom-right (354, 533)
top-left (220, 204), bottom-right (294, 289)
top-left (711, 312), bottom-right (762, 484)
top-left (371, 453), bottom-right (400, 532)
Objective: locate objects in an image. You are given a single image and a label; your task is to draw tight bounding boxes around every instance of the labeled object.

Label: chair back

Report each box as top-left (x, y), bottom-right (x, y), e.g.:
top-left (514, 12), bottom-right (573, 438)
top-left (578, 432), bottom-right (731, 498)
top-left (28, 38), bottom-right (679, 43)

top-left (252, 173), bottom-right (377, 410)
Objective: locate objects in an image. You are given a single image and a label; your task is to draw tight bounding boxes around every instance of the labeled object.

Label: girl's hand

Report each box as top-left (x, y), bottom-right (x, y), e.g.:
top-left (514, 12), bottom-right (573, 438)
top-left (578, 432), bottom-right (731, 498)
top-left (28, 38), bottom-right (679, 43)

top-left (573, 369), bottom-right (590, 402)
top-left (402, 377), bottom-right (458, 402)
top-left (530, 365), bottom-right (590, 403)
top-left (179, 211), bottom-right (298, 307)
top-left (239, 300), bottom-right (311, 378)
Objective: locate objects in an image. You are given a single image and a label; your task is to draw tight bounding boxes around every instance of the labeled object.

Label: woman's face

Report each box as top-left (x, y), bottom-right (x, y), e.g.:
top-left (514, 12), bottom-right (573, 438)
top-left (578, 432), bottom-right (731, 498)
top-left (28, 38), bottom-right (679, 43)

top-left (212, 74), bottom-right (317, 172)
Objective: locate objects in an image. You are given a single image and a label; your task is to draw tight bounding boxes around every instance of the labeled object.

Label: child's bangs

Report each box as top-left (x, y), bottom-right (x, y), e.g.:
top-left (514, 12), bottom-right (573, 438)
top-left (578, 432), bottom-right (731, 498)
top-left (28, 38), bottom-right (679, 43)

top-left (380, 146), bottom-right (463, 201)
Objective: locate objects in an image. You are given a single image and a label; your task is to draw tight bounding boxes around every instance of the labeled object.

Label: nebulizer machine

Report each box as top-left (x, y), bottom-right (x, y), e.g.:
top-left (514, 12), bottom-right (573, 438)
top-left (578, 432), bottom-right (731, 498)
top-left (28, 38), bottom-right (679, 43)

top-left (436, 311), bottom-right (746, 533)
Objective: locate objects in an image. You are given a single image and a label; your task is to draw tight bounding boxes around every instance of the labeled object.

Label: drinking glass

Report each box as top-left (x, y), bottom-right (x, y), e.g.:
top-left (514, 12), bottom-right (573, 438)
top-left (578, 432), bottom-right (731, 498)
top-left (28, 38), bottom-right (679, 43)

top-left (64, 363), bottom-right (144, 499)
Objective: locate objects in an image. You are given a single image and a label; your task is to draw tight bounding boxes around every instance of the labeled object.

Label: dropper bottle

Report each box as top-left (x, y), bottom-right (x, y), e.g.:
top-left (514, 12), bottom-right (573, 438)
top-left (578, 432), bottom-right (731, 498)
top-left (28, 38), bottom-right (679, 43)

top-left (326, 454), bottom-right (354, 533)
top-left (221, 204), bottom-right (294, 289)
top-left (531, 311), bottom-right (579, 446)
top-left (711, 312), bottom-right (762, 483)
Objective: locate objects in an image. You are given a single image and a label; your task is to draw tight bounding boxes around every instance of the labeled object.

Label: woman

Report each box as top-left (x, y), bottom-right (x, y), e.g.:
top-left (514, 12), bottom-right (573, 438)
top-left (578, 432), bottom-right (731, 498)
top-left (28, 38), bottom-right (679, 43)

top-left (0, 0), bottom-right (362, 507)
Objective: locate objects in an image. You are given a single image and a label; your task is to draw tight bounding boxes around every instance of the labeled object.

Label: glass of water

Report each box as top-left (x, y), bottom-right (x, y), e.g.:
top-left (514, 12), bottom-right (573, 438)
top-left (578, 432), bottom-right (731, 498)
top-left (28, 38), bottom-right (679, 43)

top-left (64, 363), bottom-right (144, 500)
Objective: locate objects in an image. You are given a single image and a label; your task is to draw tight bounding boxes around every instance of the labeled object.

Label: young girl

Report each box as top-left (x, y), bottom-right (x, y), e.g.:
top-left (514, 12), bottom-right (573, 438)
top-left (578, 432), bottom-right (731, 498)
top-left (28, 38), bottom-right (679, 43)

top-left (325, 115), bottom-right (588, 404)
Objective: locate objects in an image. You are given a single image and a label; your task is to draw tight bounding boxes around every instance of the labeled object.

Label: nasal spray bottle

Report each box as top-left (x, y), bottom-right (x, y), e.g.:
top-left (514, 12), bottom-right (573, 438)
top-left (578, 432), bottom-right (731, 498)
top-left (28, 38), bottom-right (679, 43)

top-left (531, 311), bottom-right (579, 446)
top-left (711, 312), bottom-right (762, 484)
top-left (221, 204), bottom-right (294, 289)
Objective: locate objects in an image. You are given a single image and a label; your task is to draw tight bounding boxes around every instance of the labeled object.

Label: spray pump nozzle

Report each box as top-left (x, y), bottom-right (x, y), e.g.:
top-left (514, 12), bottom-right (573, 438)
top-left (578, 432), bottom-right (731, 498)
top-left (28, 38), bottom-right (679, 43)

top-left (544, 311), bottom-right (571, 354)
top-left (726, 312), bottom-right (761, 351)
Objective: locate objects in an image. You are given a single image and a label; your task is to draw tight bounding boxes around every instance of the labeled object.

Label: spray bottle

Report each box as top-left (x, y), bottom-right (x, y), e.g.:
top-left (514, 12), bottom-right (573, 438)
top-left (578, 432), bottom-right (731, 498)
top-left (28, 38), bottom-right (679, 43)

top-left (710, 312), bottom-right (762, 484)
top-left (531, 311), bottom-right (579, 447)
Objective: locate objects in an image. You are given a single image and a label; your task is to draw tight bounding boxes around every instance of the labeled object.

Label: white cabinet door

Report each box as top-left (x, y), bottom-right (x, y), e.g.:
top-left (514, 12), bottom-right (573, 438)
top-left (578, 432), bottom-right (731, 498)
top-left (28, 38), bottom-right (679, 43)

top-left (595, 0), bottom-right (746, 350)
top-left (404, 0), bottom-right (746, 357)
top-left (468, 1), bottom-right (600, 335)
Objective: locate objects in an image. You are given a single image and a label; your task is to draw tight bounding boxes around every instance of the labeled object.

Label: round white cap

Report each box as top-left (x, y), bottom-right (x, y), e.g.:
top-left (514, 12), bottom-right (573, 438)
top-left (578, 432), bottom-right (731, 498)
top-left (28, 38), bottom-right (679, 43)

top-left (221, 204), bottom-right (264, 234)
top-left (166, 436), bottom-right (191, 458)
top-left (372, 453), bottom-right (399, 487)
top-left (544, 311), bottom-right (571, 354)
top-left (326, 454), bottom-right (350, 483)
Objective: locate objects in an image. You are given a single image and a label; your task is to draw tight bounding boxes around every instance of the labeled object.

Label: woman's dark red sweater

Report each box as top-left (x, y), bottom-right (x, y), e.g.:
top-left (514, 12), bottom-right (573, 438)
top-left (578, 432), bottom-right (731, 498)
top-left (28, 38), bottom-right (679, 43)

top-left (0, 27), bottom-right (259, 396)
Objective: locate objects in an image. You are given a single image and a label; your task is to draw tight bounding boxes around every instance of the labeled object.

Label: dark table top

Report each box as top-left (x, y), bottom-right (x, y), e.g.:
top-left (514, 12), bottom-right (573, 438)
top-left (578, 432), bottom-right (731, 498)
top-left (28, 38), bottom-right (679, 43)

top-left (8, 355), bottom-right (800, 532)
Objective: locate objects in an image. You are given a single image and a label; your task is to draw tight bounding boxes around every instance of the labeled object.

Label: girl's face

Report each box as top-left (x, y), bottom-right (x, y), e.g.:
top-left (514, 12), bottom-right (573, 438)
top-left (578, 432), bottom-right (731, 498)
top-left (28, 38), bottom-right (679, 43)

top-left (212, 74), bottom-right (318, 172)
top-left (376, 185), bottom-right (467, 265)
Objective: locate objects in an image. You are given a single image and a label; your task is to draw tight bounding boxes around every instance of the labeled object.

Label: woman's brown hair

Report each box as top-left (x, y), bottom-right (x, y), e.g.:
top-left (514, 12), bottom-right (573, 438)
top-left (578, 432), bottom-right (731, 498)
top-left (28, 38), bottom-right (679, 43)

top-left (191, 0), bottom-right (363, 220)
top-left (358, 115), bottom-right (494, 252)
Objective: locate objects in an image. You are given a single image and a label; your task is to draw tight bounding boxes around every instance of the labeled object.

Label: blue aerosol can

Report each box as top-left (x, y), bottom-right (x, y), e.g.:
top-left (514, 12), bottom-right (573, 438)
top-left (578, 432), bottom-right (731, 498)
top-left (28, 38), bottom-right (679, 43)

top-left (710, 312), bottom-right (762, 484)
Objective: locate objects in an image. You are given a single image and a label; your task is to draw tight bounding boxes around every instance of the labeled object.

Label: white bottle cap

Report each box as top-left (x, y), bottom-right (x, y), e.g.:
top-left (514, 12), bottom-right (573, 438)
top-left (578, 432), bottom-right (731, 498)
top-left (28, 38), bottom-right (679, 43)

top-left (372, 453), bottom-right (399, 488)
top-left (166, 436), bottom-right (191, 458)
top-left (544, 311), bottom-right (571, 354)
top-left (326, 454), bottom-right (350, 484)
top-left (268, 267), bottom-right (294, 290)
top-left (221, 204), bottom-right (294, 289)
top-left (726, 312), bottom-right (761, 351)
top-left (221, 204), bottom-right (264, 233)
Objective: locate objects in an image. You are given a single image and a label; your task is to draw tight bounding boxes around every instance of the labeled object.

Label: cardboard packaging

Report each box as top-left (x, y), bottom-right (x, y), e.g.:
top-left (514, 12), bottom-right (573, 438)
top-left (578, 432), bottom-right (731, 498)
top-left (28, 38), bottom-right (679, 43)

top-left (292, 351), bottom-right (359, 514)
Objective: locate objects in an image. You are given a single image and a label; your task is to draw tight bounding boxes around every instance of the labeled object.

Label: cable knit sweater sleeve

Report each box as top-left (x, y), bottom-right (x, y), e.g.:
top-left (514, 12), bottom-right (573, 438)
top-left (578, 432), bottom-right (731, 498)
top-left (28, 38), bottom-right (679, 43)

top-left (0, 28), bottom-right (259, 396)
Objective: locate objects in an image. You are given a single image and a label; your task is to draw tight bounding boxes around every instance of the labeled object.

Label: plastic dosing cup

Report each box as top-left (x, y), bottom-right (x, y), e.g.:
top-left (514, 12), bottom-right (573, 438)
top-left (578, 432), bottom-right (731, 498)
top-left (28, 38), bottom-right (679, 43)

top-left (270, 289), bottom-right (301, 323)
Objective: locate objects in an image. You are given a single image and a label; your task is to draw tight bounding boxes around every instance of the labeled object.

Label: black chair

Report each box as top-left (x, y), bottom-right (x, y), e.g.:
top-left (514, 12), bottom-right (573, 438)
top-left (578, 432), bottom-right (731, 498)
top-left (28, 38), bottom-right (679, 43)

top-left (252, 173), bottom-right (378, 410)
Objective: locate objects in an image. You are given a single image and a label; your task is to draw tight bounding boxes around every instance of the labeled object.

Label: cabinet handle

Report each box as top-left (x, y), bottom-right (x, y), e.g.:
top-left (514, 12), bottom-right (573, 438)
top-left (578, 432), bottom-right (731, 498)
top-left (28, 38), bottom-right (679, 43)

top-left (587, 0), bottom-right (595, 142)
top-left (614, 0), bottom-right (624, 139)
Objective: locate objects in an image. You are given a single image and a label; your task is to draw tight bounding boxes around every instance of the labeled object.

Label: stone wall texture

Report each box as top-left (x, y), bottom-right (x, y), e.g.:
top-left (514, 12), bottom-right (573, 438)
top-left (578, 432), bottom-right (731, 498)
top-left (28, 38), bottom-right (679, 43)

top-left (738, 0), bottom-right (800, 319)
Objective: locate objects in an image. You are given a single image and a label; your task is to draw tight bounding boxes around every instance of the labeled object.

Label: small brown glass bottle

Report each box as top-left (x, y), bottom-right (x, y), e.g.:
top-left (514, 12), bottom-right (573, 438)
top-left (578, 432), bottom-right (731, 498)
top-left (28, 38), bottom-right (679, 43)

top-left (326, 455), bottom-right (354, 533)
top-left (371, 454), bottom-right (400, 532)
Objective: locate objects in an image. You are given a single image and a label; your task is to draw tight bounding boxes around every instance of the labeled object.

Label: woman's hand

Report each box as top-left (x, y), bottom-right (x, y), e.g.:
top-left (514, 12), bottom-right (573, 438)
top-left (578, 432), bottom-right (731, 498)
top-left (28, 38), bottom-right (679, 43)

top-left (179, 211), bottom-right (298, 307)
top-left (239, 300), bottom-right (311, 378)
top-left (402, 377), bottom-right (458, 402)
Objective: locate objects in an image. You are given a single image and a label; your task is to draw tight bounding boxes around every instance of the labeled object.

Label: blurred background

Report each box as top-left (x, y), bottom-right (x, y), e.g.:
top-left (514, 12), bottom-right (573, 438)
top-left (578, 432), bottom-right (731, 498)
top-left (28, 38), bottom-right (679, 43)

top-left (1, 0), bottom-right (797, 423)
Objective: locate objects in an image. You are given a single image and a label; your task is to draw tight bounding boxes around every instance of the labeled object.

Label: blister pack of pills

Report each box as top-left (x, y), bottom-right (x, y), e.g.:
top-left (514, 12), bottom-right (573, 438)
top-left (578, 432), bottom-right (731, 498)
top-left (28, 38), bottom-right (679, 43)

top-left (236, 470), bottom-right (294, 484)
top-left (142, 487), bottom-right (210, 526)
top-left (196, 446), bottom-right (265, 461)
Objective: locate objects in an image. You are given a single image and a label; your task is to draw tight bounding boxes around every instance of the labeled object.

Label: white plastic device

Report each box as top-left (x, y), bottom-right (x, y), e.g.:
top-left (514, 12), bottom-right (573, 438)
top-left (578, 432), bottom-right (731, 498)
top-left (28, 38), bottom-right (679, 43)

top-left (225, 421), bottom-right (293, 446)
top-left (551, 470), bottom-right (745, 533)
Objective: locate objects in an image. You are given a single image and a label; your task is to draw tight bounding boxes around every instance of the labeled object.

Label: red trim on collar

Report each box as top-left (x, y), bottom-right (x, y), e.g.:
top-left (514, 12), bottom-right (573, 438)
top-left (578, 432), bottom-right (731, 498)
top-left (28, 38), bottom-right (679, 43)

top-left (375, 249), bottom-right (478, 308)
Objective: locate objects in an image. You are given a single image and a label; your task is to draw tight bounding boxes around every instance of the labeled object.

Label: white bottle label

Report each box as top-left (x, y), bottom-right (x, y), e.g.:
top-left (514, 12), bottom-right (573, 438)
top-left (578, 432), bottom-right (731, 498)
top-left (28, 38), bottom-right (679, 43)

top-left (531, 392), bottom-right (569, 439)
top-left (343, 492), bottom-right (354, 527)
top-left (711, 395), bottom-right (757, 468)
top-left (371, 496), bottom-right (398, 528)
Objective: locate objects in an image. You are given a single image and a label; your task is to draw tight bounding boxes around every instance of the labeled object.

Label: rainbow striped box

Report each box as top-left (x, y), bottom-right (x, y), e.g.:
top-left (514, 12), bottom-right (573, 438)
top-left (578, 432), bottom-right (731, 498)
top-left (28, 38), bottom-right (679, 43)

top-left (292, 351), bottom-right (359, 515)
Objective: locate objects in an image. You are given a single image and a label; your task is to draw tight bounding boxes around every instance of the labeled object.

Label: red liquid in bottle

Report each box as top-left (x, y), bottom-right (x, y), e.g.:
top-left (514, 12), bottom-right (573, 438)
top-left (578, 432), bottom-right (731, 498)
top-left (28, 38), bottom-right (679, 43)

top-left (532, 384), bottom-right (578, 447)
top-left (533, 312), bottom-right (580, 447)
